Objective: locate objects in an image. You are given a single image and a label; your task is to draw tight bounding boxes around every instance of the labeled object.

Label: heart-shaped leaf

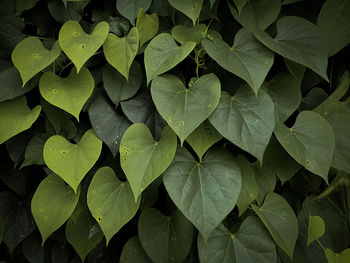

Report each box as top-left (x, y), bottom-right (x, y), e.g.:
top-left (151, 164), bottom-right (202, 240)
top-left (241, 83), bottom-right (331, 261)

top-left (209, 86), bottom-right (275, 163)
top-left (186, 120), bottom-right (222, 161)
top-left (0, 96), bottom-right (41, 144)
top-left (138, 208), bottom-right (194, 263)
top-left (168, 0), bottom-right (203, 25)
top-left (116, 0), bottom-right (152, 25)
top-left (171, 24), bottom-right (221, 45)
top-left (31, 174), bottom-right (80, 244)
top-left (254, 16), bottom-right (329, 81)
top-left (198, 216), bottom-right (276, 263)
top-left (163, 147), bottom-right (242, 241)
top-left (144, 33), bottom-right (196, 84)
top-left (88, 93), bottom-right (131, 157)
top-left (65, 199), bottom-right (104, 262)
top-left (232, 0), bottom-right (249, 14)
top-left (39, 66), bottom-right (94, 121)
top-left (325, 248), bottom-right (350, 263)
top-left (202, 29), bottom-right (274, 94)
top-left (120, 123), bottom-right (177, 201)
top-left (43, 129), bottom-right (102, 192)
top-left (59, 20), bottom-right (109, 72)
top-left (274, 111), bottom-right (335, 182)
top-left (103, 61), bottom-right (142, 106)
top-left (87, 167), bottom-right (140, 245)
top-left (307, 215), bottom-right (325, 247)
top-left (151, 74), bottom-right (221, 145)
top-left (103, 28), bottom-right (139, 80)
top-left (11, 37), bottom-right (61, 86)
top-left (228, 0), bottom-right (281, 31)
top-left (251, 192), bottom-right (298, 259)
top-left (136, 9), bottom-right (159, 47)
top-left (21, 133), bottom-right (49, 168)
top-left (120, 236), bottom-right (152, 263)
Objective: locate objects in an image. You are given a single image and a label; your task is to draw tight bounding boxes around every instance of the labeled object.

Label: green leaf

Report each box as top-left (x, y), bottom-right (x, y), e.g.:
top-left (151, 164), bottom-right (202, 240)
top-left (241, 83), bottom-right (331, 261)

top-left (151, 74), bottom-right (221, 145)
top-left (274, 111), bottom-right (335, 182)
top-left (202, 29), bottom-right (274, 94)
top-left (254, 16), bottom-right (329, 81)
top-left (138, 208), bottom-right (194, 263)
top-left (0, 96), bottom-right (41, 144)
top-left (265, 72), bottom-right (301, 122)
top-left (172, 24), bottom-right (207, 45)
top-left (251, 192), bottom-right (298, 259)
top-left (120, 236), bottom-right (152, 263)
top-left (65, 199), bottom-right (104, 262)
top-left (209, 87), bottom-right (275, 163)
top-left (197, 216), bottom-right (276, 263)
top-left (39, 66), bottom-right (94, 121)
top-left (168, 0), bottom-right (203, 25)
top-left (103, 61), bottom-right (142, 106)
top-left (0, 191), bottom-right (35, 252)
top-left (284, 58), bottom-right (306, 85)
top-left (21, 133), bottom-right (49, 168)
top-left (116, 0), bottom-right (152, 25)
top-left (43, 129), bottom-right (102, 192)
top-left (186, 120), bottom-right (222, 161)
top-left (232, 0), bottom-right (249, 14)
top-left (87, 167), bottom-right (140, 245)
top-left (228, 0), bottom-right (281, 31)
top-left (325, 248), bottom-right (350, 263)
top-left (317, 0), bottom-right (350, 56)
top-left (236, 155), bottom-right (259, 216)
top-left (144, 33), bottom-right (196, 84)
top-left (307, 215), bottom-right (325, 247)
top-left (11, 37), bottom-right (61, 86)
top-left (120, 123), bottom-right (177, 201)
top-left (136, 9), bottom-right (159, 47)
top-left (31, 174), bottom-right (80, 244)
top-left (163, 147), bottom-right (242, 241)
top-left (103, 28), bottom-right (139, 80)
top-left (88, 93), bottom-right (131, 157)
top-left (58, 20), bottom-right (109, 73)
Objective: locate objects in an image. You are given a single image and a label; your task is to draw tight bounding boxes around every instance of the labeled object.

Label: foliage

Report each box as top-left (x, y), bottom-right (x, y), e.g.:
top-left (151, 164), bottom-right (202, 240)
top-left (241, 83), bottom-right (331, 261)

top-left (0, 0), bottom-right (350, 262)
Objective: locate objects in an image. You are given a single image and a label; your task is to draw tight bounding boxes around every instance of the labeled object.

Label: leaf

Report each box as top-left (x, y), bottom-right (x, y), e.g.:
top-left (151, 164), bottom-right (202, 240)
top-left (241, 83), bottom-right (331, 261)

top-left (151, 73), bottom-right (221, 145)
top-left (136, 8), bottom-right (159, 47)
top-left (186, 120), bottom-right (222, 161)
top-left (254, 16), bottom-right (329, 81)
top-left (65, 199), bottom-right (104, 262)
top-left (87, 167), bottom-right (140, 245)
top-left (0, 67), bottom-right (35, 103)
top-left (307, 215), bottom-right (325, 247)
top-left (284, 58), bottom-right (306, 85)
top-left (138, 208), bottom-right (194, 263)
top-left (144, 33), bottom-right (196, 84)
top-left (120, 123), bottom-right (177, 201)
top-left (317, 0), bottom-right (350, 56)
top-left (103, 61), bottom-right (142, 106)
top-left (209, 86), bottom-right (275, 163)
top-left (232, 0), bottom-right (249, 14)
top-left (163, 147), bottom-right (242, 241)
top-left (202, 29), bottom-right (274, 94)
top-left (116, 0), bottom-right (152, 25)
top-left (11, 37), bottom-right (61, 86)
top-left (21, 133), bottom-right (49, 168)
top-left (88, 93), bottom-right (131, 157)
top-left (168, 0), bottom-right (203, 25)
top-left (39, 66), bottom-right (94, 121)
top-left (31, 174), bottom-right (80, 244)
top-left (236, 155), bottom-right (259, 216)
top-left (120, 236), bottom-right (152, 263)
top-left (43, 129), bottom-right (102, 192)
top-left (274, 111), bottom-right (335, 182)
top-left (265, 72), bottom-right (302, 122)
top-left (172, 24), bottom-right (206, 45)
top-left (0, 191), bottom-right (35, 252)
top-left (0, 96), bottom-right (41, 144)
top-left (325, 248), bottom-right (350, 263)
top-left (251, 192), bottom-right (298, 259)
top-left (103, 28), bottom-right (139, 80)
top-left (197, 216), bottom-right (276, 263)
top-left (262, 136), bottom-right (301, 184)
top-left (58, 20), bottom-right (109, 72)
top-left (228, 0), bottom-right (281, 31)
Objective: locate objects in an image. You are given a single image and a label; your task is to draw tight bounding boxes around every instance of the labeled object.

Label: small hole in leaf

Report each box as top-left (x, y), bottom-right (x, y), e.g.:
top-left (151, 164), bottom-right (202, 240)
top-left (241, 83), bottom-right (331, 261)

top-left (74, 32), bottom-right (80, 36)
top-left (306, 160), bottom-right (311, 165)
top-left (97, 216), bottom-right (103, 222)
top-left (97, 208), bottom-right (101, 213)
top-left (53, 89), bottom-right (59, 94)
top-left (81, 44), bottom-right (85, 50)
top-left (180, 121), bottom-right (184, 126)
top-left (60, 150), bottom-right (67, 154)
